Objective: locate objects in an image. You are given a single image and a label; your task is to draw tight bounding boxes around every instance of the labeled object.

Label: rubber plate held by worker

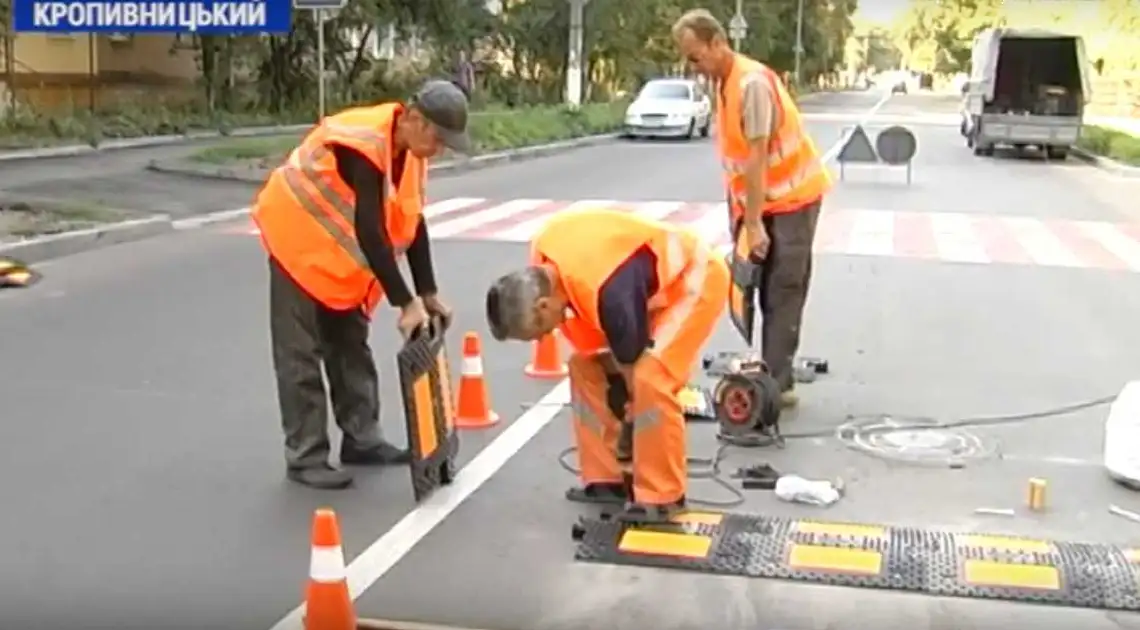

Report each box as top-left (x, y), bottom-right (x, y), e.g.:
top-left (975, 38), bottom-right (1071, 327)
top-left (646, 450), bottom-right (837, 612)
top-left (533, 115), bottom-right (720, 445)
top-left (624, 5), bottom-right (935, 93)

top-left (397, 317), bottom-right (460, 502)
top-left (726, 224), bottom-right (762, 345)
top-left (573, 513), bottom-right (1140, 610)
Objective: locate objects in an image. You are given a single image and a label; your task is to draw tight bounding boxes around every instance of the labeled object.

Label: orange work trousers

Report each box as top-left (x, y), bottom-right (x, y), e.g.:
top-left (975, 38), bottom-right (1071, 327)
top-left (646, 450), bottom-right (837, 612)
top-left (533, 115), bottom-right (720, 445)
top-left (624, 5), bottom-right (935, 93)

top-left (569, 250), bottom-right (730, 505)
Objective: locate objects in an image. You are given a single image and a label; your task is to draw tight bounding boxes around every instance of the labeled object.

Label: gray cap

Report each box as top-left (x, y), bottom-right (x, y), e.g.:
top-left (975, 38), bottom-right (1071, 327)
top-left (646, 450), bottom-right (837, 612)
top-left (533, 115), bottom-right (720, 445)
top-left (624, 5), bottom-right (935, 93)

top-left (411, 80), bottom-right (472, 154)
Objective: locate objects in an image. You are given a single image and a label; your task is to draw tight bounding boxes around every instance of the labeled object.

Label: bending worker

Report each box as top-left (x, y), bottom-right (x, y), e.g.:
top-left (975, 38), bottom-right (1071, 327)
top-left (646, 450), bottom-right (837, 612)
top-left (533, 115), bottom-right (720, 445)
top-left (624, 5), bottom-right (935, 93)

top-left (673, 9), bottom-right (833, 408)
top-left (253, 80), bottom-right (470, 490)
top-left (485, 209), bottom-right (729, 520)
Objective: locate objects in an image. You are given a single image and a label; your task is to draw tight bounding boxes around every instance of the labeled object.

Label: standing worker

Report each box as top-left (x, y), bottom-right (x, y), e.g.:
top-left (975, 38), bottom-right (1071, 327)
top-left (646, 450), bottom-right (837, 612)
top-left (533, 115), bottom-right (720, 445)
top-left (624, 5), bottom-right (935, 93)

top-left (253, 80), bottom-right (471, 490)
top-left (485, 208), bottom-right (729, 521)
top-left (673, 9), bottom-right (833, 408)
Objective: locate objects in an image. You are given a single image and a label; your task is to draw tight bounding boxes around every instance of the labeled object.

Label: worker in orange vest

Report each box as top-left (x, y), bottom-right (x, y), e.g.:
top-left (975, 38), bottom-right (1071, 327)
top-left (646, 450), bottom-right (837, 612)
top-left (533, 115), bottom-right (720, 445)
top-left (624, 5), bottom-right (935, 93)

top-left (485, 209), bottom-right (729, 521)
top-left (673, 9), bottom-right (833, 408)
top-left (252, 80), bottom-right (470, 489)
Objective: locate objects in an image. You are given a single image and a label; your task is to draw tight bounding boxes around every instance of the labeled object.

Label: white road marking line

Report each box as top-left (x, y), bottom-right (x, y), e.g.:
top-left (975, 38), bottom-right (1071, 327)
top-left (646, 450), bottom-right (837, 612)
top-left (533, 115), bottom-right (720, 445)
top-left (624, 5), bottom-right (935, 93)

top-left (845, 209), bottom-right (895, 257)
top-left (265, 88), bottom-right (892, 630)
top-left (1076, 221), bottom-right (1140, 272)
top-left (1001, 216), bottom-right (1082, 268)
top-left (429, 199), bottom-right (550, 239)
top-left (423, 197), bottom-right (487, 220)
top-left (493, 199), bottom-right (615, 242)
top-left (930, 212), bottom-right (989, 264)
top-left (266, 381), bottom-right (570, 630)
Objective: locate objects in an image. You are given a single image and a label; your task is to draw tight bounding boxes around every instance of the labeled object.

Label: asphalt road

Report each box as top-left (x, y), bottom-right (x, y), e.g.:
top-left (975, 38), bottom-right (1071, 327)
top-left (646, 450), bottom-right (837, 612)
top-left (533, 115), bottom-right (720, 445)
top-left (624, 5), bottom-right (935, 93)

top-left (3, 89), bottom-right (1140, 629)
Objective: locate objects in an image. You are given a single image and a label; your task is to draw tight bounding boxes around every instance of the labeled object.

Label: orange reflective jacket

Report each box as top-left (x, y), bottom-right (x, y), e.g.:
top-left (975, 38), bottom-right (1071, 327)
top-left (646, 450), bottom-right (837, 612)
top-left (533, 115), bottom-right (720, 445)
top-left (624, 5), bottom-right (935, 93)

top-left (717, 54), bottom-right (832, 219)
top-left (253, 103), bottom-right (426, 315)
top-left (530, 208), bottom-right (712, 378)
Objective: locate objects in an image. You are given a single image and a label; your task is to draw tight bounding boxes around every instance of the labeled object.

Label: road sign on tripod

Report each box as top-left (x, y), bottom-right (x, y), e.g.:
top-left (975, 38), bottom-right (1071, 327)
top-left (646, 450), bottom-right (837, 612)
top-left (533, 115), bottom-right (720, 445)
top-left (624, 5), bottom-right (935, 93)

top-left (836, 124), bottom-right (917, 185)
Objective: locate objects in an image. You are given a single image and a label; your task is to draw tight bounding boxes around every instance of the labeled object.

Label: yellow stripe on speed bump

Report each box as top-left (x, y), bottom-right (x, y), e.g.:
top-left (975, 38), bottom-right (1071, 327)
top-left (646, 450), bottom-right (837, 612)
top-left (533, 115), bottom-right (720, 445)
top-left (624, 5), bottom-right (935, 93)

top-left (672, 511), bottom-right (723, 525)
top-left (794, 521), bottom-right (886, 539)
top-left (787, 544), bottom-right (883, 575)
top-left (959, 535), bottom-right (1053, 554)
top-left (963, 560), bottom-right (1061, 590)
top-left (618, 530), bottom-right (712, 559)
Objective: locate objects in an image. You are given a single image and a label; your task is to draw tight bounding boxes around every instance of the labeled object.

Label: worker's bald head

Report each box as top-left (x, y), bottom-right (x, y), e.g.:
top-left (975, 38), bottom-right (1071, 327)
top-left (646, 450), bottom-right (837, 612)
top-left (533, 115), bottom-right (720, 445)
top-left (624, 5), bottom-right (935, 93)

top-left (486, 266), bottom-right (562, 342)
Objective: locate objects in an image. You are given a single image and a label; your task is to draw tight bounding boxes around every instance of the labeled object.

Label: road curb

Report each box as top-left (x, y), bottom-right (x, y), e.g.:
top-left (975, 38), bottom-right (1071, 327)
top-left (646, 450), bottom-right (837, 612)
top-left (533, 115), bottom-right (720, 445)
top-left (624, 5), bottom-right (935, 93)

top-left (0, 215), bottom-right (173, 263)
top-left (1072, 147), bottom-right (1140, 178)
top-left (145, 132), bottom-right (620, 184)
top-left (0, 124), bottom-right (313, 163)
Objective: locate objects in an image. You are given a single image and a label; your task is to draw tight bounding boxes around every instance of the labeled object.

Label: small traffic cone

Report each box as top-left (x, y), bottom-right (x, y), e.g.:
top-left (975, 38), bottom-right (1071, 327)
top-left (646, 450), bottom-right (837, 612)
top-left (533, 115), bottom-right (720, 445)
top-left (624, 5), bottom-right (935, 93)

top-left (304, 509), bottom-right (355, 630)
top-left (454, 332), bottom-right (499, 429)
top-left (524, 331), bottom-right (568, 379)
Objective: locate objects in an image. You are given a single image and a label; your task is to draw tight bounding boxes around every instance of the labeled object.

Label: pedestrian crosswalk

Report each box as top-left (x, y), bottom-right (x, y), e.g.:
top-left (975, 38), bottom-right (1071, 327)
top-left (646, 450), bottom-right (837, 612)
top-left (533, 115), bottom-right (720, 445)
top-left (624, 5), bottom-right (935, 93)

top-left (227, 197), bottom-right (1140, 273)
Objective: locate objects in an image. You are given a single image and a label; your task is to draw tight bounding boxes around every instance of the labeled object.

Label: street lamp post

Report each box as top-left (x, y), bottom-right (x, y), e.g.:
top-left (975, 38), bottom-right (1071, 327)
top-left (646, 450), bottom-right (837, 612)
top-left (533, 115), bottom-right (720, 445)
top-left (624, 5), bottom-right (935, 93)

top-left (728, 0), bottom-right (747, 51)
top-left (793, 0), bottom-right (805, 87)
top-left (565, 0), bottom-right (589, 108)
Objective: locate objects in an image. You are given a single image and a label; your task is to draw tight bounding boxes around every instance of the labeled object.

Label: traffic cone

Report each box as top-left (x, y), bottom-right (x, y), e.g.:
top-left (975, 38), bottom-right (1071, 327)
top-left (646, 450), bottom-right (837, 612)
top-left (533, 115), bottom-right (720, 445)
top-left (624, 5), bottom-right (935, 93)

top-left (524, 331), bottom-right (568, 379)
top-left (454, 332), bottom-right (499, 429)
top-left (303, 509), bottom-right (355, 630)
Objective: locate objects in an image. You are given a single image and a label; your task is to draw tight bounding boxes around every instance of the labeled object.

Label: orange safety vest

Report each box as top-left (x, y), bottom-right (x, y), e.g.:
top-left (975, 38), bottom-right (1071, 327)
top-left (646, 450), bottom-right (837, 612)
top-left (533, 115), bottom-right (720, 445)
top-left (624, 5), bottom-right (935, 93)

top-left (530, 208), bottom-right (706, 376)
top-left (717, 54), bottom-right (832, 219)
top-left (252, 103), bottom-right (426, 316)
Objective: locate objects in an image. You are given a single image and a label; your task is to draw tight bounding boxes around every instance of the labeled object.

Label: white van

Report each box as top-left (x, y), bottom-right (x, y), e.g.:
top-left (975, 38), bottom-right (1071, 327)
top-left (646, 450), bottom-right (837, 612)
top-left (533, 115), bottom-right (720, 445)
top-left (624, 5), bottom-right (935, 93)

top-left (959, 28), bottom-right (1090, 160)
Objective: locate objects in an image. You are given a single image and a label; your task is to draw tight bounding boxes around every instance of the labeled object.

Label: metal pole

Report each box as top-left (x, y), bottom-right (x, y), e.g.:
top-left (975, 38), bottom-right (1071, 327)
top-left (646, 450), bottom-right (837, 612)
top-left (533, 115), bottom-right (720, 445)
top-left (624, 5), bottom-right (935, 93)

top-left (794, 0), bottom-right (804, 87)
top-left (565, 0), bottom-right (584, 108)
top-left (731, 0), bottom-right (743, 50)
top-left (317, 9), bottom-right (326, 119)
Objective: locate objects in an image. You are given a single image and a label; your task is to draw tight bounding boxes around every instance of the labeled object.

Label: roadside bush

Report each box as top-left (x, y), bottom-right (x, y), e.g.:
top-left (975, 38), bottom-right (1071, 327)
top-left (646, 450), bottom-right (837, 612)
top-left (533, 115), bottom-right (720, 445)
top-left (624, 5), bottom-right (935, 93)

top-left (1, 100), bottom-right (626, 152)
top-left (187, 102), bottom-right (627, 165)
top-left (1078, 125), bottom-right (1140, 166)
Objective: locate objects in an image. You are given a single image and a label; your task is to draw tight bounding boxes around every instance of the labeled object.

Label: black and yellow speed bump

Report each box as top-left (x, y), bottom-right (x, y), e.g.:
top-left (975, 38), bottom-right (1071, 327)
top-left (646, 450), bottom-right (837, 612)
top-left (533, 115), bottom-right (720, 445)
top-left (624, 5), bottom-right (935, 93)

top-left (573, 513), bottom-right (1140, 610)
top-left (0, 256), bottom-right (40, 288)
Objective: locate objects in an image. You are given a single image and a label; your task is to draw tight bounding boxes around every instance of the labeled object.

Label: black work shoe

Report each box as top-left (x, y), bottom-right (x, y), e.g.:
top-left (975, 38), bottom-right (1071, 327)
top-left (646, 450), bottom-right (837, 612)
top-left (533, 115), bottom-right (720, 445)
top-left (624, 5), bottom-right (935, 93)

top-left (340, 439), bottom-right (412, 466)
top-left (614, 498), bottom-right (686, 524)
top-left (565, 482), bottom-right (629, 505)
top-left (287, 465), bottom-right (354, 490)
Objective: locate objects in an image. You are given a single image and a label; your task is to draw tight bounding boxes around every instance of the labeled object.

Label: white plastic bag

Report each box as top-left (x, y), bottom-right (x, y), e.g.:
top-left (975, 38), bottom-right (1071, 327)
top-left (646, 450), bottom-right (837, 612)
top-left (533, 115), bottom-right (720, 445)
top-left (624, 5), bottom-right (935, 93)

top-left (774, 475), bottom-right (841, 506)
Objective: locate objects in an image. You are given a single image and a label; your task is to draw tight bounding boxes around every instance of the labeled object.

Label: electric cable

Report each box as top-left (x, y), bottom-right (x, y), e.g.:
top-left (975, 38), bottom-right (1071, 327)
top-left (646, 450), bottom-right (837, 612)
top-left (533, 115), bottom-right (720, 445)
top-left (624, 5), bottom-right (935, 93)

top-left (551, 393), bottom-right (1117, 508)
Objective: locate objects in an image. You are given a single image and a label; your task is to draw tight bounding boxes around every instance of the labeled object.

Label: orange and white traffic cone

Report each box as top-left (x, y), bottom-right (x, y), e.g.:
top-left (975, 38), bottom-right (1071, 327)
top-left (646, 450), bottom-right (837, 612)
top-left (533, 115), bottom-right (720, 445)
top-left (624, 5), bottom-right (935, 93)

top-left (304, 509), bottom-right (355, 630)
top-left (524, 331), bottom-right (568, 380)
top-left (454, 332), bottom-right (499, 429)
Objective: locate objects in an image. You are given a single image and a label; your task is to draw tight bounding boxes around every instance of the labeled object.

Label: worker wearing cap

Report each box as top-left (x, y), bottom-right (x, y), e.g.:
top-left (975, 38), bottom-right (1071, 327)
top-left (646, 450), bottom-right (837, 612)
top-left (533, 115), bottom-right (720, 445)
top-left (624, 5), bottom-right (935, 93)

top-left (253, 80), bottom-right (471, 490)
top-left (673, 9), bottom-right (832, 408)
top-left (485, 208), bottom-right (729, 520)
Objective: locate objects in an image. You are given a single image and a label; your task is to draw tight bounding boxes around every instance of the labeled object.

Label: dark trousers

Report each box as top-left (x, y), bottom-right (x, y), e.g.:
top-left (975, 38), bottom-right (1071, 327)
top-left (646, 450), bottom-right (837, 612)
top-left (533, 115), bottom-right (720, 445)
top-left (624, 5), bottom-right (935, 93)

top-left (268, 257), bottom-right (383, 469)
top-left (735, 199), bottom-right (822, 391)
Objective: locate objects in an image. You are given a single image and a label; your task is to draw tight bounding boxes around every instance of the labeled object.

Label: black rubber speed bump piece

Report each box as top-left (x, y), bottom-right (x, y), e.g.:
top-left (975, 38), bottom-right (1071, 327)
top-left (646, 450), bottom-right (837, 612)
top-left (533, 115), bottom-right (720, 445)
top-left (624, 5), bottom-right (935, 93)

top-left (573, 512), bottom-right (1140, 611)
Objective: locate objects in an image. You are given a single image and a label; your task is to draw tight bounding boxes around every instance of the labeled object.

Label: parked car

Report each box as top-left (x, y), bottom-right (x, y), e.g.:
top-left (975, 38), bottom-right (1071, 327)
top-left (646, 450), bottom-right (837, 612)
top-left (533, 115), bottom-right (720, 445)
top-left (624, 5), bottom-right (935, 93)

top-left (623, 78), bottom-right (712, 140)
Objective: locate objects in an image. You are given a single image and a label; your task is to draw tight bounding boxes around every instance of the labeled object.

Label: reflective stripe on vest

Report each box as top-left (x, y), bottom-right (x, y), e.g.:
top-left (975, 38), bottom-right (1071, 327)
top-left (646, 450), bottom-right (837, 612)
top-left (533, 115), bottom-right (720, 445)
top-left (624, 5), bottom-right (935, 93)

top-left (279, 125), bottom-right (393, 272)
top-left (719, 59), bottom-right (825, 213)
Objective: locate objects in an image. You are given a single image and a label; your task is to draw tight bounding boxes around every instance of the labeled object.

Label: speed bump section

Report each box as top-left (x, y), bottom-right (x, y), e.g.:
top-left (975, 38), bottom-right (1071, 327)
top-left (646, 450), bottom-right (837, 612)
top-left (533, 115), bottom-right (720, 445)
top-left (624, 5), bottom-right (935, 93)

top-left (573, 513), bottom-right (1140, 610)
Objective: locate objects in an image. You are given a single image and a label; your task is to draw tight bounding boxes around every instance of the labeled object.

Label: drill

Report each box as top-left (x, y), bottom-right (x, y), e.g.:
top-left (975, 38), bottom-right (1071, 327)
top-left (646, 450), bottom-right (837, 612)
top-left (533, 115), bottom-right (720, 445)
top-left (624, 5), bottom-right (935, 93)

top-left (605, 373), bottom-right (634, 500)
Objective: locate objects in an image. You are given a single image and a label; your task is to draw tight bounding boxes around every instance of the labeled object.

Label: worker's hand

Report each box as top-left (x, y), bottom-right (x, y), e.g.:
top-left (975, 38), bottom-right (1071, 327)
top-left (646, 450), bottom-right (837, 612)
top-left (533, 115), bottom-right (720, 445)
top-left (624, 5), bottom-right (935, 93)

top-left (745, 220), bottom-right (771, 262)
top-left (397, 297), bottom-right (431, 340)
top-left (421, 294), bottom-right (454, 330)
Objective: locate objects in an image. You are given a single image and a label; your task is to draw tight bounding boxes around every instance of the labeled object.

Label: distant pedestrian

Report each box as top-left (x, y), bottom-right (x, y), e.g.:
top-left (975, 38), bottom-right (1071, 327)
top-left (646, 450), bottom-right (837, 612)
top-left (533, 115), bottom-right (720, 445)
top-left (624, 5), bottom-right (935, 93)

top-left (251, 80), bottom-right (471, 489)
top-left (672, 8), bottom-right (833, 408)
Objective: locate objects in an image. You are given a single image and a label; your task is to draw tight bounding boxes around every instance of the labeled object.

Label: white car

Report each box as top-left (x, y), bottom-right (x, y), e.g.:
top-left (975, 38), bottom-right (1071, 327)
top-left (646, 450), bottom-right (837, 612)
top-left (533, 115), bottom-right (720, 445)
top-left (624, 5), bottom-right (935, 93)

top-left (623, 78), bottom-right (712, 140)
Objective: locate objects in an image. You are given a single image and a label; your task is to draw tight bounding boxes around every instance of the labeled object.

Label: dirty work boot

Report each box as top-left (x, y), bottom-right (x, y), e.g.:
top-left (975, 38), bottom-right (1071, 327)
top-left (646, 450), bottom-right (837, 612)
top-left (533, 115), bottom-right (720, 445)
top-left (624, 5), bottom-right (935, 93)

top-left (779, 388), bottom-right (799, 409)
top-left (340, 439), bottom-right (412, 466)
top-left (565, 482), bottom-right (629, 505)
top-left (287, 464), bottom-right (354, 490)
